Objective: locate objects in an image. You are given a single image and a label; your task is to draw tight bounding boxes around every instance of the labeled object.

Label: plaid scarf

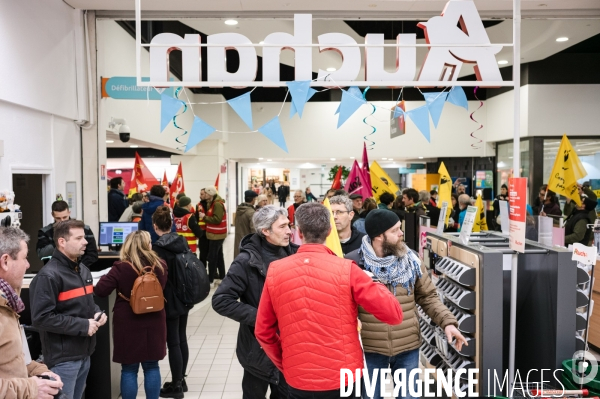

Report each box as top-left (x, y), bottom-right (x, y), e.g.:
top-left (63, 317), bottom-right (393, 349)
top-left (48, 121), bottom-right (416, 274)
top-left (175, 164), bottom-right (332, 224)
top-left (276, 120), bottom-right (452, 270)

top-left (0, 277), bottom-right (25, 313)
top-left (359, 235), bottom-right (422, 295)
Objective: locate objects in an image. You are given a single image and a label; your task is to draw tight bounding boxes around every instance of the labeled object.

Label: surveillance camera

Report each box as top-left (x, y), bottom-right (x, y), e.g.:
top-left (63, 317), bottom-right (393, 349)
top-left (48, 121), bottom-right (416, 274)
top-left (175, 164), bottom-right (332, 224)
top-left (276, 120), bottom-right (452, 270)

top-left (119, 132), bottom-right (130, 142)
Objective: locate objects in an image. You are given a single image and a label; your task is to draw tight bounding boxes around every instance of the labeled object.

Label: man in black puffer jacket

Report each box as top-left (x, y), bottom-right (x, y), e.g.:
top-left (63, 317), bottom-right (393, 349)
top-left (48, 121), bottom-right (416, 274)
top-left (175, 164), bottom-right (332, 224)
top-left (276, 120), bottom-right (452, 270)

top-left (212, 205), bottom-right (298, 399)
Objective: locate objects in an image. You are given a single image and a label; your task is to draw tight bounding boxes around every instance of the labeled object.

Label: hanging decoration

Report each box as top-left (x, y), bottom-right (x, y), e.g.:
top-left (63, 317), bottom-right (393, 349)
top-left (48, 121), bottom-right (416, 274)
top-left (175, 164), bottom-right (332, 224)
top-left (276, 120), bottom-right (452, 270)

top-left (286, 80), bottom-right (312, 118)
top-left (258, 117), bottom-right (288, 153)
top-left (185, 116), bottom-right (217, 152)
top-left (423, 92), bottom-right (449, 128)
top-left (469, 86), bottom-right (484, 149)
top-left (405, 105), bottom-right (431, 142)
top-left (172, 88), bottom-right (190, 151)
top-left (290, 87), bottom-right (316, 118)
top-left (337, 86), bottom-right (367, 128)
top-left (446, 86), bottom-right (469, 111)
top-left (160, 93), bottom-right (184, 132)
top-left (227, 92), bottom-right (253, 129)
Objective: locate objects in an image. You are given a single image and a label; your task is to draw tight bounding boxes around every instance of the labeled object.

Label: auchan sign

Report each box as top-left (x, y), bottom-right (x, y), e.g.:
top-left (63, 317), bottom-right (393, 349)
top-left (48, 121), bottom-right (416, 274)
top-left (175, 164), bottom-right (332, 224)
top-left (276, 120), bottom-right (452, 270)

top-left (142, 0), bottom-right (508, 88)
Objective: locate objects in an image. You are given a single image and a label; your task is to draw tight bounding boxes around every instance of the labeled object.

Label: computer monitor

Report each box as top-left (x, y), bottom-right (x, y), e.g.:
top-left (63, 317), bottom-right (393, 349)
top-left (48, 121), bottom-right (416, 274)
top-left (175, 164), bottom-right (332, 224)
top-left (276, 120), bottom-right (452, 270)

top-left (98, 222), bottom-right (139, 246)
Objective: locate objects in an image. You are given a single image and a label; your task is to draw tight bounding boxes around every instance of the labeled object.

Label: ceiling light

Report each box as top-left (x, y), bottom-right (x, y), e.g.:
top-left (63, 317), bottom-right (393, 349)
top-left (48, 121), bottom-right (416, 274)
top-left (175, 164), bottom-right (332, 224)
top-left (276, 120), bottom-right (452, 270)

top-left (267, 159), bottom-right (272, 162)
top-left (498, 60), bottom-right (509, 65)
top-left (259, 41), bottom-right (264, 44)
top-left (350, 156), bottom-right (355, 159)
top-left (130, 145), bottom-right (139, 148)
top-left (388, 158), bottom-right (394, 161)
top-left (418, 157), bottom-right (424, 159)
top-left (556, 37), bottom-right (569, 42)
top-left (258, 157), bottom-right (264, 160)
top-left (106, 140), bottom-right (114, 143)
top-left (382, 158), bottom-right (388, 160)
top-left (330, 158), bottom-right (336, 161)
top-left (224, 19), bottom-right (238, 26)
top-left (326, 67), bottom-right (337, 72)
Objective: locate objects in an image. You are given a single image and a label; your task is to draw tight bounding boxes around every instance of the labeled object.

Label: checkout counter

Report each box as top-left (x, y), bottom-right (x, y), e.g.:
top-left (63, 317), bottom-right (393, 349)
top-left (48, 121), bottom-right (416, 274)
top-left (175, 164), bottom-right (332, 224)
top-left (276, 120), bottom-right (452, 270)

top-left (21, 253), bottom-right (121, 399)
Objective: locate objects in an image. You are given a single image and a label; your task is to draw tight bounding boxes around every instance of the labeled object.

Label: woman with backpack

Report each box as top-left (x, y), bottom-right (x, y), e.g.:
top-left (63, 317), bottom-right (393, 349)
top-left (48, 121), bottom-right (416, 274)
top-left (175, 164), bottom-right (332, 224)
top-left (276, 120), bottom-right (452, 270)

top-left (152, 206), bottom-right (193, 398)
top-left (94, 230), bottom-right (168, 399)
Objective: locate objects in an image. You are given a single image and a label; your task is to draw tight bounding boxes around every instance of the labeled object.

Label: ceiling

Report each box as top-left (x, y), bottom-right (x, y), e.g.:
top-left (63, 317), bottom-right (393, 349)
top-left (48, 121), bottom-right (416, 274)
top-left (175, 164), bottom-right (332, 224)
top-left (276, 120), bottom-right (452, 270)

top-left (67, 0), bottom-right (600, 18)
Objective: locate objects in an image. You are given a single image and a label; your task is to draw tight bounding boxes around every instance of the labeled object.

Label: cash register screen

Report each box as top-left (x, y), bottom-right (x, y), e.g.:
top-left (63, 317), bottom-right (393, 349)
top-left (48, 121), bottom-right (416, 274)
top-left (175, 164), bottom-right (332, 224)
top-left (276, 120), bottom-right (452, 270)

top-left (98, 222), bottom-right (139, 246)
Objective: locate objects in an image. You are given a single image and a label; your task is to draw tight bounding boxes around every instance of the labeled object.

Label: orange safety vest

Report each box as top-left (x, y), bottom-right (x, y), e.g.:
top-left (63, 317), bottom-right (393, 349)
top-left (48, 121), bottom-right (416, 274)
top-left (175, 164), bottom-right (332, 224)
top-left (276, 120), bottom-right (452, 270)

top-left (132, 216), bottom-right (141, 223)
top-left (174, 213), bottom-right (197, 252)
top-left (196, 202), bottom-right (207, 231)
top-left (205, 200), bottom-right (227, 236)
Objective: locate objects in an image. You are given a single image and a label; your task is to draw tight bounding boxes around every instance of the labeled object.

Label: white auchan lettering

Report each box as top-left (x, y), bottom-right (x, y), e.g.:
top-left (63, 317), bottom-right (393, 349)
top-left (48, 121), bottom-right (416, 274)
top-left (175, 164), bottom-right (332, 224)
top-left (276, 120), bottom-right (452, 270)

top-left (340, 368), bottom-right (479, 398)
top-left (148, 0), bottom-right (502, 87)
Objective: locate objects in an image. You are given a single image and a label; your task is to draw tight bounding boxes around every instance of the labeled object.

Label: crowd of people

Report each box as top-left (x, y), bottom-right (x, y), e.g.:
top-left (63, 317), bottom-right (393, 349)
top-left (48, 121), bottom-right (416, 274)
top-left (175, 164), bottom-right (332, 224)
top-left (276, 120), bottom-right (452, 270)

top-left (1, 174), bottom-right (597, 399)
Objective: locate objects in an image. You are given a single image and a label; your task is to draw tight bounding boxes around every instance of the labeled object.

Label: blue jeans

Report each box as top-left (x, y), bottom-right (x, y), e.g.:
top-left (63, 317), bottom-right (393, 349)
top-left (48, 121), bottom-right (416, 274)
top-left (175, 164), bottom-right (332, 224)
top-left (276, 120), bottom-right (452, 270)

top-left (121, 361), bottom-right (161, 399)
top-left (363, 349), bottom-right (420, 399)
top-left (51, 357), bottom-right (91, 399)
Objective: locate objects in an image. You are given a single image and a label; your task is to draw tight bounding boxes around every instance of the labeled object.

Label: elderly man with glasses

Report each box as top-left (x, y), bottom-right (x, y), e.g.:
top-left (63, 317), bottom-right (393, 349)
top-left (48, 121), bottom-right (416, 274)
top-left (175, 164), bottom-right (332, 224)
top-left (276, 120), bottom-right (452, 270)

top-left (330, 195), bottom-right (365, 255)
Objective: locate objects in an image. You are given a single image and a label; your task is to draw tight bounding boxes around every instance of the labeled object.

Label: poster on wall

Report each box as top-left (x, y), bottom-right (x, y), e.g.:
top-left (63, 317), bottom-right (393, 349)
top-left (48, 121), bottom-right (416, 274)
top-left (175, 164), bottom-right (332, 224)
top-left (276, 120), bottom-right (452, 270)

top-left (508, 177), bottom-right (528, 253)
top-left (66, 182), bottom-right (77, 219)
top-left (475, 170), bottom-right (493, 189)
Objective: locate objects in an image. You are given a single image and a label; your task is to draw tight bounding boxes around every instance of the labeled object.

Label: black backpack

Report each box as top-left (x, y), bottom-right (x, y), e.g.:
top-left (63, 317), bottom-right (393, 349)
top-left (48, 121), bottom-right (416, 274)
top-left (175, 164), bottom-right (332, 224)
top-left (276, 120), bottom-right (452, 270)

top-left (173, 250), bottom-right (210, 305)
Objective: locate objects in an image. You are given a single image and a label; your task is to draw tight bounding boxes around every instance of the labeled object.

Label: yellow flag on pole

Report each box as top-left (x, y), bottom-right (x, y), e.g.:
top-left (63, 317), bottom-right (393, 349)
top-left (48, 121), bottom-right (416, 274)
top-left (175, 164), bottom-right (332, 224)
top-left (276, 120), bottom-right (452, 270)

top-left (548, 135), bottom-right (587, 206)
top-left (323, 198), bottom-right (344, 257)
top-left (473, 193), bottom-right (488, 232)
top-left (437, 162), bottom-right (453, 225)
top-left (370, 161), bottom-right (401, 203)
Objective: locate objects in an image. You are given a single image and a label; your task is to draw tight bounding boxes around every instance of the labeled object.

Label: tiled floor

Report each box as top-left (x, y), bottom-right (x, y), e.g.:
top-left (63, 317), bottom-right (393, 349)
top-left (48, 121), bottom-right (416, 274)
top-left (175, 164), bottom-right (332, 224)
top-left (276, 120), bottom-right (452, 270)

top-left (134, 232), bottom-right (241, 399)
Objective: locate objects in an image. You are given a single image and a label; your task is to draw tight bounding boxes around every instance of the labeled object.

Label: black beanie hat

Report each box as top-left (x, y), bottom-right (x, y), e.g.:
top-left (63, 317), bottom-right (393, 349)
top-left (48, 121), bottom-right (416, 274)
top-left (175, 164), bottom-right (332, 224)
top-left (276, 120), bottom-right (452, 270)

top-left (365, 209), bottom-right (400, 240)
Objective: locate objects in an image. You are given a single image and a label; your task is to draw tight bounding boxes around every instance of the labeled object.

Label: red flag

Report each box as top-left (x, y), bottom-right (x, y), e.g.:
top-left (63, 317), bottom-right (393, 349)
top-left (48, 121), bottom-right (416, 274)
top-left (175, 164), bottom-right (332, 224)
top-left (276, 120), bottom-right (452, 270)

top-left (331, 166), bottom-right (343, 190)
top-left (344, 160), bottom-right (372, 199)
top-left (161, 170), bottom-right (168, 186)
top-left (128, 152), bottom-right (160, 196)
top-left (215, 174), bottom-right (220, 191)
top-left (361, 142), bottom-right (372, 194)
top-left (170, 163), bottom-right (185, 206)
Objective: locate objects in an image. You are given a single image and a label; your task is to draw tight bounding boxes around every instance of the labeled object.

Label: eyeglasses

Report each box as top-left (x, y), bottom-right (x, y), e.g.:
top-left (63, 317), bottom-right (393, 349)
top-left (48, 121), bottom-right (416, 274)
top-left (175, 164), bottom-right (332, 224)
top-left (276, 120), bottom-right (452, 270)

top-left (332, 210), bottom-right (350, 216)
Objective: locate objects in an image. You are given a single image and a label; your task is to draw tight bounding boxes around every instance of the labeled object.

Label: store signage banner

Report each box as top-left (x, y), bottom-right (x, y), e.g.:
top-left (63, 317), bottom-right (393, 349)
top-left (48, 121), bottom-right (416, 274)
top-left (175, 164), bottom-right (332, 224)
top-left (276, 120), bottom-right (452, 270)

top-left (102, 77), bottom-right (173, 100)
top-left (437, 201), bottom-right (448, 234)
top-left (459, 206), bottom-right (478, 246)
top-left (572, 243), bottom-right (597, 265)
top-left (144, 0), bottom-right (504, 87)
top-left (509, 177), bottom-right (528, 253)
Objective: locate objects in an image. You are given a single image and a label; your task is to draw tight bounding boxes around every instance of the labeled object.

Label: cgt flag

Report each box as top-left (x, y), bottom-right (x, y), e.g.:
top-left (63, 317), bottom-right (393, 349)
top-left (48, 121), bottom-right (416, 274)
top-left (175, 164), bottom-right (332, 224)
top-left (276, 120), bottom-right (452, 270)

top-left (170, 162), bottom-right (185, 207)
top-left (548, 135), bottom-right (587, 206)
top-left (128, 152), bottom-right (160, 196)
top-left (323, 198), bottom-right (344, 258)
top-left (473, 193), bottom-right (488, 232)
top-left (161, 170), bottom-right (168, 187)
top-left (370, 161), bottom-right (401, 203)
top-left (437, 162), bottom-right (453, 225)
top-left (331, 166), bottom-right (343, 190)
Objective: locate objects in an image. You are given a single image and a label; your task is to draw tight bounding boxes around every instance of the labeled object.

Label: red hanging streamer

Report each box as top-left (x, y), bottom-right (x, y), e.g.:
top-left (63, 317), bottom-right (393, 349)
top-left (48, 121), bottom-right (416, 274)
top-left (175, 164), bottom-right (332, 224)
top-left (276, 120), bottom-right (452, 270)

top-left (469, 86), bottom-right (484, 149)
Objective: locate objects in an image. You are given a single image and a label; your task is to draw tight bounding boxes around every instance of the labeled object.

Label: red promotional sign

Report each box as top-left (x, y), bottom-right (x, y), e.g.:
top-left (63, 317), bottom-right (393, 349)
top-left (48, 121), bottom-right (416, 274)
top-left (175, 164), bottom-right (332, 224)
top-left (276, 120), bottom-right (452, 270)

top-left (508, 177), bottom-right (528, 253)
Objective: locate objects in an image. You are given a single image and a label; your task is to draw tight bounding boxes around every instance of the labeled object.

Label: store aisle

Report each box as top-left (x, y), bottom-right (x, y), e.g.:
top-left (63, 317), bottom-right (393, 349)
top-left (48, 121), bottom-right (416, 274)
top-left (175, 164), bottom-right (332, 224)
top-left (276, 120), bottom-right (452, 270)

top-left (134, 233), bottom-right (241, 399)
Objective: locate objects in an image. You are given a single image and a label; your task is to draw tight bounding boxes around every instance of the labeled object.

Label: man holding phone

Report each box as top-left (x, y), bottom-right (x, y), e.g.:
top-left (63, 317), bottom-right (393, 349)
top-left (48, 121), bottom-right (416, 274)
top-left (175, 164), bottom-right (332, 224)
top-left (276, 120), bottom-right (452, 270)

top-left (30, 220), bottom-right (107, 399)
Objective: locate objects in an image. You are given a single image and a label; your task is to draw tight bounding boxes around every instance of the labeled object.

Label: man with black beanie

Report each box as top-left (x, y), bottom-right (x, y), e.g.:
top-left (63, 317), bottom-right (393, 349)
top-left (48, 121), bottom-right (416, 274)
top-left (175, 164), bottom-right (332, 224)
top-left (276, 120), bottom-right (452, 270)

top-left (345, 209), bottom-right (466, 399)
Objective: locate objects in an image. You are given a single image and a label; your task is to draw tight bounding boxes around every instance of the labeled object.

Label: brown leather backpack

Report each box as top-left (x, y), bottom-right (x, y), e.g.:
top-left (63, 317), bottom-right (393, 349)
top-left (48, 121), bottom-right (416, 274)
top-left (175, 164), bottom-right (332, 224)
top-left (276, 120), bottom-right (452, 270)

top-left (118, 263), bottom-right (165, 314)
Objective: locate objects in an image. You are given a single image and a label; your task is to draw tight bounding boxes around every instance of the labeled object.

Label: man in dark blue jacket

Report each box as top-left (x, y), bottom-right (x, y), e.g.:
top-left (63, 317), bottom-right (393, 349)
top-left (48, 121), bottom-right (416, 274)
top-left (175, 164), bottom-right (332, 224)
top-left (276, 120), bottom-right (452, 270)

top-left (139, 185), bottom-right (175, 243)
top-left (212, 205), bottom-right (298, 399)
top-left (107, 177), bottom-right (127, 221)
top-left (30, 220), bottom-right (108, 399)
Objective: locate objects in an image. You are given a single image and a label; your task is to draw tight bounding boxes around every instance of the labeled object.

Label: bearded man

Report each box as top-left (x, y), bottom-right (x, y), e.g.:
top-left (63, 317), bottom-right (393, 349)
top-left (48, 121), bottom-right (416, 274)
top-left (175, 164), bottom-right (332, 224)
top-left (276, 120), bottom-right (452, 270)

top-left (345, 209), bottom-right (467, 399)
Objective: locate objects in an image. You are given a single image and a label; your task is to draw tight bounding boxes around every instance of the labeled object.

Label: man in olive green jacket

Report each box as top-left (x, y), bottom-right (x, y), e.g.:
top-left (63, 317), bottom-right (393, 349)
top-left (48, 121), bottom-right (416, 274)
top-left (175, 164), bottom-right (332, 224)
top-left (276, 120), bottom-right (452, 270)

top-left (233, 191), bottom-right (258, 258)
top-left (345, 210), bottom-right (466, 399)
top-left (198, 186), bottom-right (227, 285)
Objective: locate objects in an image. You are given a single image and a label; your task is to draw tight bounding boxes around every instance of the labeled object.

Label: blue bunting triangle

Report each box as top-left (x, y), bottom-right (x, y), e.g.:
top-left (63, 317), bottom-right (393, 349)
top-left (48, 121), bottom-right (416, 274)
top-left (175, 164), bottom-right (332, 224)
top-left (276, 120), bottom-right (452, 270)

top-left (227, 92), bottom-right (253, 129)
top-left (290, 88), bottom-right (317, 118)
top-left (335, 87), bottom-right (362, 115)
top-left (185, 116), bottom-right (216, 153)
top-left (406, 105), bottom-right (431, 142)
top-left (287, 81), bottom-right (311, 118)
top-left (423, 92), bottom-right (449, 128)
top-left (337, 88), bottom-right (367, 128)
top-left (258, 117), bottom-right (288, 152)
top-left (446, 86), bottom-right (468, 111)
top-left (160, 93), bottom-right (184, 132)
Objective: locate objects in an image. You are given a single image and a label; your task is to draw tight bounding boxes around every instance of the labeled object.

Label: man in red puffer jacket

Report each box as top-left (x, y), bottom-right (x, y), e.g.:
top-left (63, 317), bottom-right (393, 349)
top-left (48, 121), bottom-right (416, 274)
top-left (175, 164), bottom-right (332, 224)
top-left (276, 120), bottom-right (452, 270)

top-left (255, 202), bottom-right (403, 399)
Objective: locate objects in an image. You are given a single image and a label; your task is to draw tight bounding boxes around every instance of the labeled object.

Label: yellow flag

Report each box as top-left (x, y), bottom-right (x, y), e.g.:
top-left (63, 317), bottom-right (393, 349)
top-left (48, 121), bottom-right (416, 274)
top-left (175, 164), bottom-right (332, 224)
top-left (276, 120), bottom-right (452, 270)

top-left (548, 135), bottom-right (587, 206)
top-left (437, 162), bottom-right (453, 225)
top-left (473, 194), bottom-right (488, 232)
top-left (370, 161), bottom-right (401, 203)
top-left (323, 198), bottom-right (344, 258)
